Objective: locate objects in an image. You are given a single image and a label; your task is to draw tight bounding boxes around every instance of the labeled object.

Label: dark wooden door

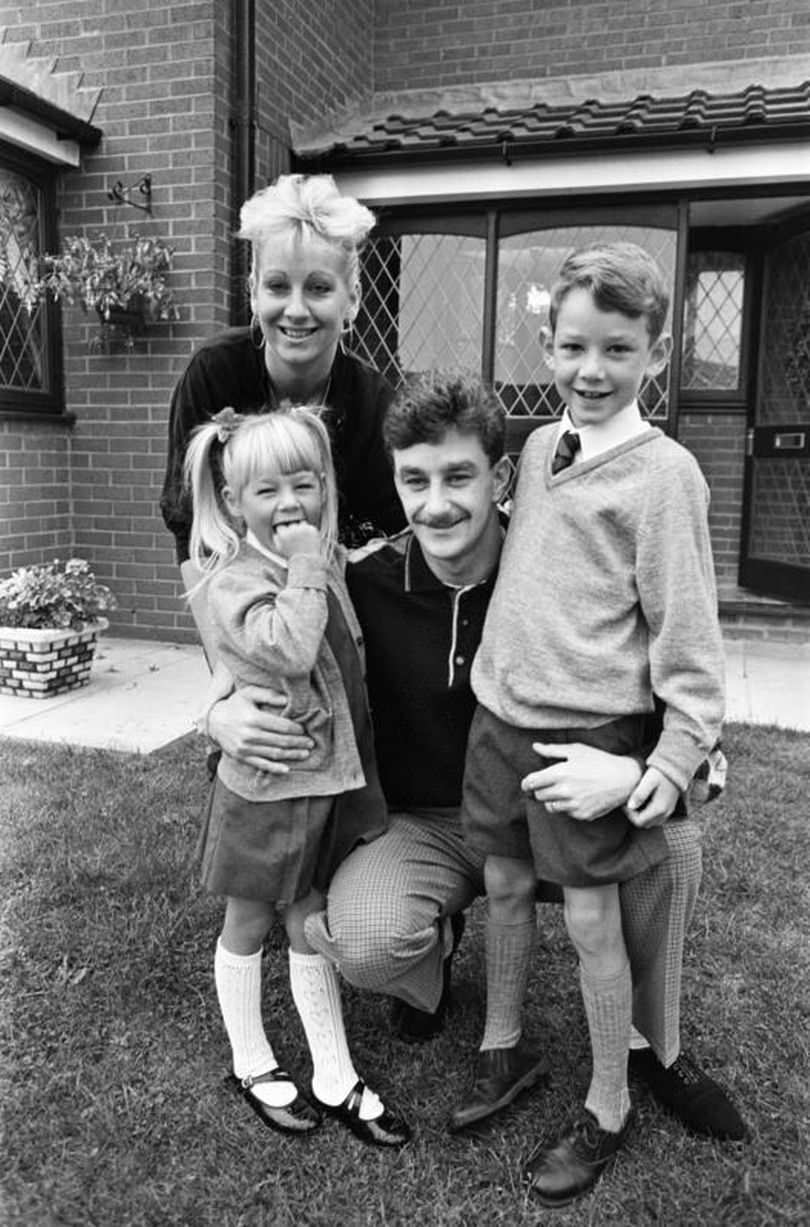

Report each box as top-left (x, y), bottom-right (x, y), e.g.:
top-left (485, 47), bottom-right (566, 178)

top-left (740, 217), bottom-right (810, 601)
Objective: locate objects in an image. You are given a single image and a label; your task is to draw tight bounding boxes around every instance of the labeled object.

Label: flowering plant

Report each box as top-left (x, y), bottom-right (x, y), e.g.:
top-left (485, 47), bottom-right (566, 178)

top-left (25, 233), bottom-right (180, 345)
top-left (0, 558), bottom-right (117, 630)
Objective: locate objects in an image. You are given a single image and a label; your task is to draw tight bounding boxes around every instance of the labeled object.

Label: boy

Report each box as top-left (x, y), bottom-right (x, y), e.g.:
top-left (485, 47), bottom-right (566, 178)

top-left (457, 243), bottom-right (727, 1207)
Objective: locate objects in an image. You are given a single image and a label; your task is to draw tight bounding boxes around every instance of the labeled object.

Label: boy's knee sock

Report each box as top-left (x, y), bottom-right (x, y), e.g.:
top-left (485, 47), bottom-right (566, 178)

top-left (288, 949), bottom-right (382, 1120)
top-left (580, 959), bottom-right (632, 1132)
top-left (214, 939), bottom-right (294, 1108)
top-left (480, 917), bottom-right (536, 1051)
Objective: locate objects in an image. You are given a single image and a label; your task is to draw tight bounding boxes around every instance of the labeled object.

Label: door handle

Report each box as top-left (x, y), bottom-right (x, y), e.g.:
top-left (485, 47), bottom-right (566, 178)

top-left (773, 432), bottom-right (806, 450)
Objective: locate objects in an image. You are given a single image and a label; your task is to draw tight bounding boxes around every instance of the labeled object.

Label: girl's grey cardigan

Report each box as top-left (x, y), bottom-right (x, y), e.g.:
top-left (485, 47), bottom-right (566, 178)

top-left (207, 541), bottom-right (367, 802)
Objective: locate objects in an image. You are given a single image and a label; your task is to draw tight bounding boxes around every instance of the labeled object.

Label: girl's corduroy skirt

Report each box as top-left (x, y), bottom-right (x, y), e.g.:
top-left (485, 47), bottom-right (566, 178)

top-left (197, 765), bottom-right (389, 906)
top-left (197, 780), bottom-right (336, 905)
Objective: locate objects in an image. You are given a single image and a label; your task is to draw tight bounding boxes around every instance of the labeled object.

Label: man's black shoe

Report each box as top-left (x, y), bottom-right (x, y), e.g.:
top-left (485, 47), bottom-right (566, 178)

top-left (525, 1110), bottom-right (632, 1207)
top-left (448, 1038), bottom-right (548, 1132)
top-left (390, 911), bottom-right (466, 1044)
top-left (629, 1048), bottom-right (747, 1140)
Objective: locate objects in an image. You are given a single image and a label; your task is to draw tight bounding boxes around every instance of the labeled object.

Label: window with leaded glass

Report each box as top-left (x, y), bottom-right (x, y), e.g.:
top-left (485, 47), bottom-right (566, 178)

top-left (0, 158), bottom-right (61, 415)
top-left (494, 222), bottom-right (677, 423)
top-left (681, 250), bottom-right (745, 394)
top-left (354, 209), bottom-right (679, 443)
top-left (357, 225), bottom-right (486, 386)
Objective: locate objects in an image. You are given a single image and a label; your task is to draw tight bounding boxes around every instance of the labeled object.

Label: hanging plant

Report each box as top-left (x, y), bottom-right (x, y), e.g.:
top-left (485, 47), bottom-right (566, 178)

top-left (25, 232), bottom-right (180, 351)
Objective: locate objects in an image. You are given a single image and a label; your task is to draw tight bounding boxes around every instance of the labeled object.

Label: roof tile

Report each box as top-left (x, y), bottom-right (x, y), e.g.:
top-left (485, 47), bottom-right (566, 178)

top-left (297, 78), bottom-right (810, 163)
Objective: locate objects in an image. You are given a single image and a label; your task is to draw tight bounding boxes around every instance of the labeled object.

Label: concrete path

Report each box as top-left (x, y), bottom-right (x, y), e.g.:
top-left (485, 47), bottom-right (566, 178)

top-left (0, 637), bottom-right (208, 754)
top-left (0, 632), bottom-right (807, 755)
top-left (723, 637), bottom-right (810, 731)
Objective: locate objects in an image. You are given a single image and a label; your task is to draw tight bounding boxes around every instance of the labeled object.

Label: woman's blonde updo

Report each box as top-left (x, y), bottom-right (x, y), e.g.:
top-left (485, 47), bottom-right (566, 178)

top-left (238, 174), bottom-right (376, 295)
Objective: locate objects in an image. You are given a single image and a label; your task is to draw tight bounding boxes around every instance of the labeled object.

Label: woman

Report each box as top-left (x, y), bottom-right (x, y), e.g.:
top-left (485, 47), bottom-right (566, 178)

top-left (160, 172), bottom-right (404, 627)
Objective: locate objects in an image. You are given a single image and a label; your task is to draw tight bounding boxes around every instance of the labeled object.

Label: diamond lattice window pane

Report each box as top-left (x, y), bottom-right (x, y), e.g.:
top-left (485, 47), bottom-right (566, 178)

top-left (748, 458), bottom-right (810, 567)
top-left (355, 233), bottom-right (485, 386)
top-left (761, 230), bottom-right (810, 424)
top-left (681, 252), bottom-right (743, 391)
top-left (0, 169), bottom-right (45, 391)
top-left (495, 225), bottom-right (676, 420)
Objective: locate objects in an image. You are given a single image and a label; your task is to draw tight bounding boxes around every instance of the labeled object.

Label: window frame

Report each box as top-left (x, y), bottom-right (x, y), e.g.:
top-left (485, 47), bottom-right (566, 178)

top-left (679, 227), bottom-right (755, 415)
top-left (364, 198), bottom-right (686, 443)
top-left (0, 144), bottom-right (65, 421)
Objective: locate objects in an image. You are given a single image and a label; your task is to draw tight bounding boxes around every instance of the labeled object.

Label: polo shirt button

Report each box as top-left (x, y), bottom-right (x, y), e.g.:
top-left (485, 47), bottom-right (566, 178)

top-left (455, 654), bottom-right (465, 666)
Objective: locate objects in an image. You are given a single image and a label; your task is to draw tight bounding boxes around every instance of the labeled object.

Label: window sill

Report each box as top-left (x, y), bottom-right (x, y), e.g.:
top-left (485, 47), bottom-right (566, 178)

top-left (0, 408), bottom-right (76, 426)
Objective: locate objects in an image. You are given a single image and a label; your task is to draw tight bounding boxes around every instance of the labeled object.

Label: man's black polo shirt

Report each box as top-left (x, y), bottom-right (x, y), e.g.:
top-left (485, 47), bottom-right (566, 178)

top-left (347, 529), bottom-right (498, 811)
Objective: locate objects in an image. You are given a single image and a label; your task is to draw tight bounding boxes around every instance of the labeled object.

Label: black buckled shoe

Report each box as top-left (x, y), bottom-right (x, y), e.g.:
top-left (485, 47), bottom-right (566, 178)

top-left (390, 911), bottom-right (466, 1044)
top-left (629, 1048), bottom-right (747, 1140)
top-left (525, 1109), bottom-right (633, 1207)
top-left (315, 1079), bottom-right (411, 1148)
top-left (230, 1068), bottom-right (322, 1135)
top-left (448, 1038), bottom-right (549, 1132)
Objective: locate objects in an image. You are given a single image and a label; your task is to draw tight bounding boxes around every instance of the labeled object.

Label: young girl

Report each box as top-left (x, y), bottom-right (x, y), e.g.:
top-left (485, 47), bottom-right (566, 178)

top-left (184, 403), bottom-right (410, 1148)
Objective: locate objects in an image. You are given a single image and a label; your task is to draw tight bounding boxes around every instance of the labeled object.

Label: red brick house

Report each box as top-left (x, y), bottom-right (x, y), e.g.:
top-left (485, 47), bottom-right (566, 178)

top-left (1, 1), bottom-right (809, 643)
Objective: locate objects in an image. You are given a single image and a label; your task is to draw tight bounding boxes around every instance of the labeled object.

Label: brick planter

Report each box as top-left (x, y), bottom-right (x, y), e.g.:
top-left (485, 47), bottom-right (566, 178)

top-left (0, 619), bottom-right (108, 699)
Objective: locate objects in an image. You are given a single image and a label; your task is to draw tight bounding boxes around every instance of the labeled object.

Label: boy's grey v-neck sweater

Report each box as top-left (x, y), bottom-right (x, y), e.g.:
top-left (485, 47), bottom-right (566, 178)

top-left (471, 424), bottom-right (725, 791)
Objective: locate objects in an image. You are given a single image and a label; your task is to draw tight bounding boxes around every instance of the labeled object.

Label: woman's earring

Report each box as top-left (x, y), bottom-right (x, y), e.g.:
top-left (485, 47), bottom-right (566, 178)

top-left (339, 317), bottom-right (355, 352)
top-left (250, 313), bottom-right (265, 350)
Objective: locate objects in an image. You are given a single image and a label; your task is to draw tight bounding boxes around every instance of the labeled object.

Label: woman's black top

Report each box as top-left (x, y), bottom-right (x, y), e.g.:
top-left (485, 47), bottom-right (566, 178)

top-left (160, 328), bottom-right (405, 563)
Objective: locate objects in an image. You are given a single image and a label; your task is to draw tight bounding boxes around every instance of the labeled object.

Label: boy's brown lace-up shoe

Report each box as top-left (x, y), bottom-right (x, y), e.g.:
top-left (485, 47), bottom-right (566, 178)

top-left (629, 1048), bottom-right (747, 1140)
top-left (525, 1109), bottom-right (633, 1207)
top-left (448, 1038), bottom-right (549, 1132)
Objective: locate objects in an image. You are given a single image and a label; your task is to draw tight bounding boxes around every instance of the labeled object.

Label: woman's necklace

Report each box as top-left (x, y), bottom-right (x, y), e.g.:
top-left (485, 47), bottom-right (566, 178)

top-left (264, 363), bottom-right (332, 412)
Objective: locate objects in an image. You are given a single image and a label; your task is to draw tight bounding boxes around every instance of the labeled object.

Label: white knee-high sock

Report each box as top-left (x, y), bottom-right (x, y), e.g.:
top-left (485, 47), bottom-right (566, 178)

top-left (288, 949), bottom-right (382, 1121)
top-left (214, 939), bottom-right (294, 1108)
top-left (580, 960), bottom-right (632, 1132)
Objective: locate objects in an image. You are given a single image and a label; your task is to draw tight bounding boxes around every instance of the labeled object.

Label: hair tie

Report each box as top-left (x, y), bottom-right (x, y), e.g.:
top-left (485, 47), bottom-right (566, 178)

top-left (211, 406), bottom-right (244, 444)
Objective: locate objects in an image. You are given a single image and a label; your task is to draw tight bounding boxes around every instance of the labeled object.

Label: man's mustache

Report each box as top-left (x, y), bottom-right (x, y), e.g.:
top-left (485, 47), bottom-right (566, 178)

top-left (414, 513), bottom-right (466, 530)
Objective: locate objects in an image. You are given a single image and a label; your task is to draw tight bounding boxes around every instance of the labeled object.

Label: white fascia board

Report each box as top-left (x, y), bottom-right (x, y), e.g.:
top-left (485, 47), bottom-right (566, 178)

top-left (0, 107), bottom-right (80, 166)
top-left (333, 141), bottom-right (810, 206)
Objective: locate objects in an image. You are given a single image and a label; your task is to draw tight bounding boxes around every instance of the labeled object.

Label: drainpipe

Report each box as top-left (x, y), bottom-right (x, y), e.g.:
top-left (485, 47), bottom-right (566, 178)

top-left (230, 0), bottom-right (256, 325)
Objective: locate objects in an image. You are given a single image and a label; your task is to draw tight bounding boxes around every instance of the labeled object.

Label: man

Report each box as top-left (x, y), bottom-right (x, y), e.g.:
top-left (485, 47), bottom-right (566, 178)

top-left (207, 374), bottom-right (745, 1142)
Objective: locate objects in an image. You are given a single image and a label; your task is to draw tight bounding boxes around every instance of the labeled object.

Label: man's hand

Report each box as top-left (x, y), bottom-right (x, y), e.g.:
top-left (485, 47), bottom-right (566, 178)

top-left (624, 767), bottom-right (680, 828)
top-left (207, 685), bottom-right (314, 774)
top-left (521, 742), bottom-right (644, 821)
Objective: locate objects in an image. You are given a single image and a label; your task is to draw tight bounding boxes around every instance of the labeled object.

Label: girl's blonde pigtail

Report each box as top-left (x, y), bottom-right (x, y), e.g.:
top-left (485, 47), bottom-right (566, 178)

top-left (183, 424), bottom-right (242, 588)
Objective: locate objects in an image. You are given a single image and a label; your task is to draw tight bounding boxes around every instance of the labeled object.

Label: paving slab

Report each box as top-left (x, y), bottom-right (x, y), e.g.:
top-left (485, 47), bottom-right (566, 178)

top-left (0, 636), bottom-right (208, 754)
top-left (724, 637), bottom-right (810, 732)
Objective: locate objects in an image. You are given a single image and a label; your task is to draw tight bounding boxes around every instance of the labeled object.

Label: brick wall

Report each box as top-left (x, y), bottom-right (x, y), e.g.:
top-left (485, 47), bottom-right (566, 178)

top-left (0, 417), bottom-right (73, 574)
top-left (0, 0), bottom-right (229, 640)
top-left (0, 0), bottom-right (376, 641)
top-left (374, 0), bottom-right (810, 91)
top-left (255, 0), bottom-right (373, 165)
top-left (1, 2), bottom-right (802, 640)
top-left (678, 411), bottom-right (747, 598)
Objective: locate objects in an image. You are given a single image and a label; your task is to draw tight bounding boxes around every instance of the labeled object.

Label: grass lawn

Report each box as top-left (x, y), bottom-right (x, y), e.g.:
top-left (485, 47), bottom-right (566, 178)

top-left (1, 722), bottom-right (808, 1227)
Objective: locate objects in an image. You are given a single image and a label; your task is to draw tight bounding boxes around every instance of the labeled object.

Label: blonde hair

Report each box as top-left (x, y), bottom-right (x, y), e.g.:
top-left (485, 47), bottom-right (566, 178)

top-left (238, 173), bottom-right (376, 297)
top-left (184, 405), bottom-right (339, 584)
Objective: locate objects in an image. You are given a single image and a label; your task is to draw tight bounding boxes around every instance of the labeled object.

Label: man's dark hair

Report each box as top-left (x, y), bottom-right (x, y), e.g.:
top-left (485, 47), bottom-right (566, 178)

top-left (383, 372), bottom-right (505, 465)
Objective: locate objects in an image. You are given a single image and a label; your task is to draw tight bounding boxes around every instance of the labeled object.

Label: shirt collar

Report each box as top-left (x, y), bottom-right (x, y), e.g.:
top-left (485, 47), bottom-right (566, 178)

top-left (558, 400), bottom-right (650, 462)
top-left (245, 528), bottom-right (287, 566)
top-left (403, 533), bottom-right (451, 593)
top-left (402, 523), bottom-right (505, 594)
